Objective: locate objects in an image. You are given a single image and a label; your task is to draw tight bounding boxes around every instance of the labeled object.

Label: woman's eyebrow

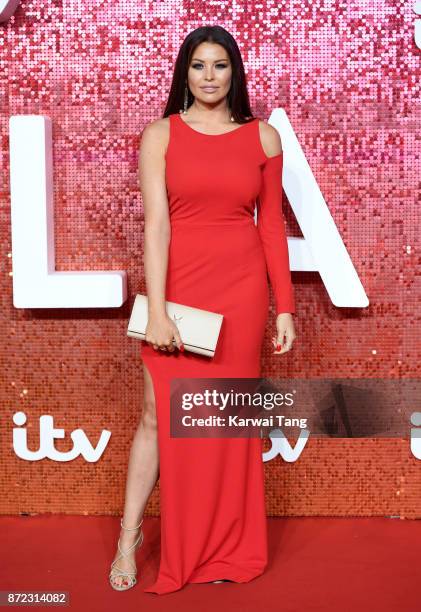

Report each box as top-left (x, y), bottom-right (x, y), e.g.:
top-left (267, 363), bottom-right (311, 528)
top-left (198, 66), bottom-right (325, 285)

top-left (191, 58), bottom-right (228, 62)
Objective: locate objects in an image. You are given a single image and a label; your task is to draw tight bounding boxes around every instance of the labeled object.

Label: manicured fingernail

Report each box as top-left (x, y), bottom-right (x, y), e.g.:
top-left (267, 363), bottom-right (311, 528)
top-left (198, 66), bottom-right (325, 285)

top-left (180, 344), bottom-right (184, 351)
top-left (276, 344), bottom-right (282, 350)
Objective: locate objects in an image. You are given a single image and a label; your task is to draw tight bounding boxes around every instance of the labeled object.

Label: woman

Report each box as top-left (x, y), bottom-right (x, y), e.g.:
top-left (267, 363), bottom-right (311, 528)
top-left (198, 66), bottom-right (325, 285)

top-left (109, 25), bottom-right (296, 594)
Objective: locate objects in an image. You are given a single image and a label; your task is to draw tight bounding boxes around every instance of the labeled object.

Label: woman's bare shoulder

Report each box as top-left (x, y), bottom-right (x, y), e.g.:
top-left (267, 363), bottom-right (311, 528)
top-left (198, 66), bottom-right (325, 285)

top-left (140, 116), bottom-right (170, 155)
top-left (142, 117), bottom-right (170, 144)
top-left (142, 116), bottom-right (170, 135)
top-left (257, 119), bottom-right (282, 157)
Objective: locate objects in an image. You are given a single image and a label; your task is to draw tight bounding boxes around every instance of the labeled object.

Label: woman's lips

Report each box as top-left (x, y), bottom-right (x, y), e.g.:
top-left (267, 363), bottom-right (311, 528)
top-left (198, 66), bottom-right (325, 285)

top-left (201, 87), bottom-right (218, 92)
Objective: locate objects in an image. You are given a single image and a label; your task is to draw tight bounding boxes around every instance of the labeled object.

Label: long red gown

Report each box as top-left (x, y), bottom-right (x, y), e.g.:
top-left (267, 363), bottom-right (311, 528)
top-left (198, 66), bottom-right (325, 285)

top-left (141, 111), bottom-right (295, 594)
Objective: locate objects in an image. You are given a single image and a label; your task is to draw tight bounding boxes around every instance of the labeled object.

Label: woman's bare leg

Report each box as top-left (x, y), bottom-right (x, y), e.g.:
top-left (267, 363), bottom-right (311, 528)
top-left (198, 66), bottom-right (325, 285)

top-left (110, 362), bottom-right (159, 587)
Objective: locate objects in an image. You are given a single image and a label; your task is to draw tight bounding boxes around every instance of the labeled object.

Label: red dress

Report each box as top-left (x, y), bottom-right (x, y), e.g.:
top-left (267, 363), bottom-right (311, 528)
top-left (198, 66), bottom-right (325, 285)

top-left (141, 112), bottom-right (295, 594)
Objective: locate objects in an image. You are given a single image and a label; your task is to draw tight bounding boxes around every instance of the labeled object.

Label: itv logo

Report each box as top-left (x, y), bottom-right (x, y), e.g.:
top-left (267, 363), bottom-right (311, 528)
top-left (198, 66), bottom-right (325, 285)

top-left (12, 411), bottom-right (111, 462)
top-left (9, 410), bottom-right (421, 463)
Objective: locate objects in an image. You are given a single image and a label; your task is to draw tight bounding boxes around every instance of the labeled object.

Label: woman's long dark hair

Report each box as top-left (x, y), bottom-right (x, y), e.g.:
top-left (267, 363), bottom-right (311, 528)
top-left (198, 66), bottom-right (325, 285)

top-left (163, 26), bottom-right (254, 124)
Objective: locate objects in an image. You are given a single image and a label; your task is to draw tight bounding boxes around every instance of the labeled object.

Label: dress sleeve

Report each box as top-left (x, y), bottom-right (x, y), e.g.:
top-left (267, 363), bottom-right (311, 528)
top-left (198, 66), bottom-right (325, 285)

top-left (256, 153), bottom-right (295, 315)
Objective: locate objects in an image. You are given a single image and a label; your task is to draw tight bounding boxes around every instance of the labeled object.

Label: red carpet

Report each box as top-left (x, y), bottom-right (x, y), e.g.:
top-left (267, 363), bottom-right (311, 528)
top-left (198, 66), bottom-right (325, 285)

top-left (0, 515), bottom-right (419, 611)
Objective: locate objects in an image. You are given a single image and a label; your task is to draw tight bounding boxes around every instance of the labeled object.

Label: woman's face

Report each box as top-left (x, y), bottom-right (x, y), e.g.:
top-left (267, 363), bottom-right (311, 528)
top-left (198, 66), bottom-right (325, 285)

top-left (186, 42), bottom-right (232, 107)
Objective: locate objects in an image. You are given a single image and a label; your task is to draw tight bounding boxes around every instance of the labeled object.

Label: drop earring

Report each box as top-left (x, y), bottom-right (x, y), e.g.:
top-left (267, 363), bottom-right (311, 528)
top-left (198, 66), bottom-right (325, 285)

top-left (180, 83), bottom-right (189, 114)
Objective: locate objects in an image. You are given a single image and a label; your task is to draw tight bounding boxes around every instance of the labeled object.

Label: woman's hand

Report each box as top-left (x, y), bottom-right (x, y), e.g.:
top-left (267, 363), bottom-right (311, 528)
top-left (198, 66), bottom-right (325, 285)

top-left (272, 313), bottom-right (296, 355)
top-left (145, 313), bottom-right (184, 352)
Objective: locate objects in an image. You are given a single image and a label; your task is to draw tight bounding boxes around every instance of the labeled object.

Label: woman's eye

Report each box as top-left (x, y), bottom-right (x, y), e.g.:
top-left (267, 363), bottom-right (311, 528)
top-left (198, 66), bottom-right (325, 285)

top-left (191, 63), bottom-right (228, 69)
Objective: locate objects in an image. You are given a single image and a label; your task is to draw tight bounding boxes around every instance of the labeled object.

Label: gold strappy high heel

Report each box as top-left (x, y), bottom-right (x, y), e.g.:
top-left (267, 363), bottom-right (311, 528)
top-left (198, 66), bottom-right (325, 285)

top-left (109, 517), bottom-right (144, 591)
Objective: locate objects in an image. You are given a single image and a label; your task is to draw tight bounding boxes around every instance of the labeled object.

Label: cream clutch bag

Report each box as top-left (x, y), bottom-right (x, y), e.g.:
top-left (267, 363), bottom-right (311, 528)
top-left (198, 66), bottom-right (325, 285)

top-left (127, 294), bottom-right (224, 357)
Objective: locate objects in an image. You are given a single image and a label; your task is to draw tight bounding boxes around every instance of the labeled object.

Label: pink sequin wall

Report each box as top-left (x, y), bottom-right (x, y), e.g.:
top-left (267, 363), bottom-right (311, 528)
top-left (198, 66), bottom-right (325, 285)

top-left (0, 1), bottom-right (420, 517)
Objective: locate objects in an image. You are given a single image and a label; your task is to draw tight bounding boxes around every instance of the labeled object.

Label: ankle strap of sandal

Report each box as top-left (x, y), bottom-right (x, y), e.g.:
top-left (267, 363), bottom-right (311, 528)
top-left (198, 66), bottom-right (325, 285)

top-left (120, 517), bottom-right (143, 530)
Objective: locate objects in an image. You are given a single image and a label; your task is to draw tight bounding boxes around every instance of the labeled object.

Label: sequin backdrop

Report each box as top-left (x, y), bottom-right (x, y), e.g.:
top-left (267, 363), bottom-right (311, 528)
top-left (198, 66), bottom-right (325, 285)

top-left (0, 1), bottom-right (420, 517)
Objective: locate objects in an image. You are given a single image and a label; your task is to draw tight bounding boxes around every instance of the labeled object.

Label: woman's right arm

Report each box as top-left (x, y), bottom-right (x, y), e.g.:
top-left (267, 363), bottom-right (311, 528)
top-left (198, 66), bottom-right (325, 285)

top-left (138, 119), bottom-right (183, 352)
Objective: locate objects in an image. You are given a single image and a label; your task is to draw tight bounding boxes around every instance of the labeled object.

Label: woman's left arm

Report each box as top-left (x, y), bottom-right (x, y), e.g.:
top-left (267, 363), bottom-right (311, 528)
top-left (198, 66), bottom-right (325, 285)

top-left (256, 123), bottom-right (296, 354)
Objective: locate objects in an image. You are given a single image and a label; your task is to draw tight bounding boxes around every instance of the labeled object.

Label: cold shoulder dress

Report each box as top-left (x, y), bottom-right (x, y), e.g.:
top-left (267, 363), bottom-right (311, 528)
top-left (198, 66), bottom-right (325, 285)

top-left (140, 111), bottom-right (295, 594)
